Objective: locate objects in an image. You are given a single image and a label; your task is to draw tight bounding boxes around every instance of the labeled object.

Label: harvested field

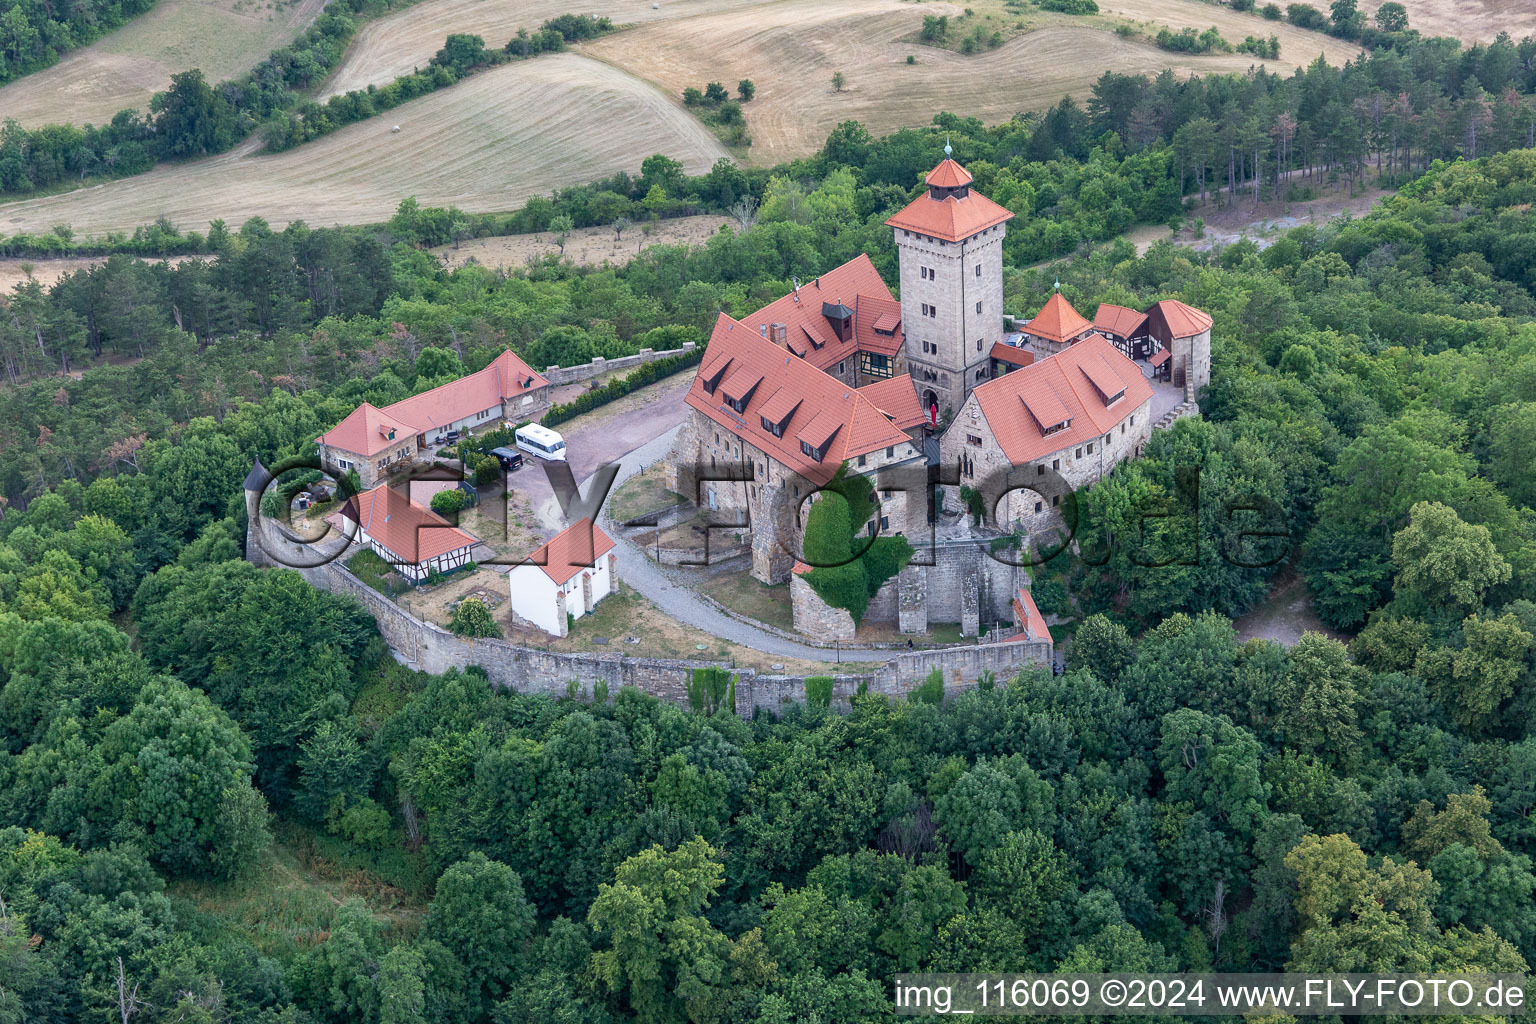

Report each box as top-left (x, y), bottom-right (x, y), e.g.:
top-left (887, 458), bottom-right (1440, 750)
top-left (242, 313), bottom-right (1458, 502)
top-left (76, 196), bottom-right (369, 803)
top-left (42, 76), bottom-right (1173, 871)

top-left (1092, 0), bottom-right (1363, 61)
top-left (430, 214), bottom-right (734, 272)
top-left (0, 0), bottom-right (328, 128)
top-left (1389, 0), bottom-right (1533, 43)
top-left (321, 0), bottom-right (760, 97)
top-left (582, 0), bottom-right (1363, 164)
top-left (0, 255), bottom-right (200, 294)
top-left (0, 54), bottom-right (728, 237)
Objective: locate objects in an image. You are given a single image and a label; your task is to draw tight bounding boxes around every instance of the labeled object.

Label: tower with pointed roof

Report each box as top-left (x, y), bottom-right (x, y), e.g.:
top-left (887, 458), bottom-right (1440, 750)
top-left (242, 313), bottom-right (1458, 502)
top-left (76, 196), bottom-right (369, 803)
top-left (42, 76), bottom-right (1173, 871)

top-left (886, 143), bottom-right (1014, 427)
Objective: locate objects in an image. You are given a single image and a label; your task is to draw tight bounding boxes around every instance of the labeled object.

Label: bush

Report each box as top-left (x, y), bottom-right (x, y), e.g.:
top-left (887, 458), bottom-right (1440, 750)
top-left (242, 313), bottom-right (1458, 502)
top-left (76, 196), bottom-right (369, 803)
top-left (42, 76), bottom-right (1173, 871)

top-left (1286, 2), bottom-right (1328, 28)
top-left (1037, 0), bottom-right (1098, 13)
top-left (805, 676), bottom-right (834, 709)
top-left (737, 78), bottom-right (755, 101)
top-left (910, 667), bottom-right (945, 705)
top-left (449, 598), bottom-right (501, 638)
top-left (430, 489), bottom-right (465, 517)
top-left (1262, 2), bottom-right (1283, 15)
top-left (687, 667), bottom-right (735, 715)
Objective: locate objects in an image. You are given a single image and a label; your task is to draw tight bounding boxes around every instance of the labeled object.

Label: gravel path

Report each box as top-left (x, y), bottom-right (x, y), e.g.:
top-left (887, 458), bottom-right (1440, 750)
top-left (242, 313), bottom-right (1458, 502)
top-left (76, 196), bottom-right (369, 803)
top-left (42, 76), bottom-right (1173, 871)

top-left (591, 428), bottom-right (893, 663)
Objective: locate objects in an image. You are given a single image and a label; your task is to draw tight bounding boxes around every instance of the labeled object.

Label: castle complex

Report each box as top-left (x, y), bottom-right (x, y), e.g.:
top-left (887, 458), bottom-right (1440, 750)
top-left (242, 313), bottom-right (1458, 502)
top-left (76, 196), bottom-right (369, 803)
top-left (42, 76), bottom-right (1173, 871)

top-left (668, 149), bottom-right (1212, 602)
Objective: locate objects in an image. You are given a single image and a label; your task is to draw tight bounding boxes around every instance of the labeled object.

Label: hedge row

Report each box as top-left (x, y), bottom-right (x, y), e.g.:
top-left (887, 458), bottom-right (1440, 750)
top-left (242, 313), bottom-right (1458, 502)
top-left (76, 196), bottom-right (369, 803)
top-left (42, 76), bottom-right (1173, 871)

top-left (542, 346), bottom-right (704, 427)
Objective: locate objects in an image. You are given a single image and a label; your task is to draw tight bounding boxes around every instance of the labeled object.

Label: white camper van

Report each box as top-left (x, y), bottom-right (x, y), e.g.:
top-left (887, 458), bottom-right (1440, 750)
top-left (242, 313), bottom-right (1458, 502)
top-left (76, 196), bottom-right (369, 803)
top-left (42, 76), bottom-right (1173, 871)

top-left (514, 423), bottom-right (567, 461)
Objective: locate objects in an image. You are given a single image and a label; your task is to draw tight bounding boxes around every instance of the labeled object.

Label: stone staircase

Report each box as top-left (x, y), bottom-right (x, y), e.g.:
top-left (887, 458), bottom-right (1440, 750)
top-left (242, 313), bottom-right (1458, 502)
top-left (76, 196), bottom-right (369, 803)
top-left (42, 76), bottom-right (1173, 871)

top-left (1153, 400), bottom-right (1200, 432)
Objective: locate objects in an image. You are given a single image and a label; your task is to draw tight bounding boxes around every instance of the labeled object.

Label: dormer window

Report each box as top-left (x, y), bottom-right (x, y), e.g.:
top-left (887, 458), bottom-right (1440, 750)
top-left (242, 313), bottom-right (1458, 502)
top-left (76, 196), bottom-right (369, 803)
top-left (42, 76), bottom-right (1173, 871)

top-left (758, 388), bottom-right (800, 438)
top-left (699, 355), bottom-right (732, 395)
top-left (719, 367), bottom-right (762, 414)
top-left (795, 411), bottom-right (840, 464)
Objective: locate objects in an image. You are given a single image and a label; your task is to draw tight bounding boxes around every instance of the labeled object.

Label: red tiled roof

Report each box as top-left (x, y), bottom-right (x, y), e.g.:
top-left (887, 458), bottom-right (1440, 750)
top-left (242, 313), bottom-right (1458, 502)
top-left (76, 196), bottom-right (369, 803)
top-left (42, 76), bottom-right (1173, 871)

top-left (319, 350), bottom-right (549, 456)
top-left (1011, 587), bottom-right (1053, 644)
top-left (972, 335), bottom-right (1154, 466)
top-left (385, 350), bottom-right (548, 435)
top-left (524, 517), bottom-right (615, 585)
top-left (317, 402), bottom-right (417, 458)
top-left (885, 182), bottom-right (1014, 243)
top-left (686, 314), bottom-right (913, 485)
top-left (743, 254), bottom-right (902, 372)
top-left (341, 483), bottom-right (476, 563)
top-left (1026, 293), bottom-right (1093, 344)
top-left (1093, 303), bottom-right (1148, 340)
top-left (1149, 348), bottom-right (1171, 367)
top-left (871, 310), bottom-right (901, 334)
top-left (856, 374), bottom-right (925, 431)
top-left (1148, 298), bottom-right (1213, 338)
top-left (989, 342), bottom-right (1036, 368)
top-left (926, 157), bottom-right (974, 188)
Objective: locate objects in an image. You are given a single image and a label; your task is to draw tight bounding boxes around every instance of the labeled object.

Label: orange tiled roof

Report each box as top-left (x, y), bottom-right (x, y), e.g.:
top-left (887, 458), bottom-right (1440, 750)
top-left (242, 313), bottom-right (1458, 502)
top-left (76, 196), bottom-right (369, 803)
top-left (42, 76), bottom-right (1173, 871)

top-left (318, 350), bottom-right (548, 456)
top-left (989, 342), bottom-right (1036, 368)
top-left (317, 402), bottom-right (419, 459)
top-left (926, 157), bottom-right (974, 188)
top-left (1011, 587), bottom-right (1053, 644)
top-left (384, 350), bottom-right (548, 435)
top-left (742, 254), bottom-right (903, 371)
top-left (524, 517), bottom-right (615, 585)
top-left (971, 334), bottom-right (1153, 466)
top-left (1148, 298), bottom-right (1213, 338)
top-left (1026, 293), bottom-right (1094, 344)
top-left (1093, 303), bottom-right (1148, 340)
top-left (686, 314), bottom-right (913, 485)
top-left (341, 483), bottom-right (477, 563)
top-left (885, 158), bottom-right (1014, 243)
top-left (856, 374), bottom-right (925, 431)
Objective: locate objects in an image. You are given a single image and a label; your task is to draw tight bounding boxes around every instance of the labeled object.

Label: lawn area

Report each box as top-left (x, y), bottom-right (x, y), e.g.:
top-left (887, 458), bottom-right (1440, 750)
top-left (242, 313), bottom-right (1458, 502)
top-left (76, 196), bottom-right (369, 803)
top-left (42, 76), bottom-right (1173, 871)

top-left (698, 571), bottom-right (794, 631)
top-left (346, 549), bottom-right (410, 598)
top-left (607, 468), bottom-right (684, 523)
top-left (168, 822), bottom-right (429, 958)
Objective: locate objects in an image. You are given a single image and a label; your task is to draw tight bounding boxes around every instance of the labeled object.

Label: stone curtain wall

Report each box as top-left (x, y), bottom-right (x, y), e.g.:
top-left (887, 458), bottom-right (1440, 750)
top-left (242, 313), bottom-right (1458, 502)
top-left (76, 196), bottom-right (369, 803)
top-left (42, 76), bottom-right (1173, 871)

top-left (738, 638), bottom-right (1053, 716)
top-left (247, 508), bottom-right (1050, 716)
top-left (543, 342), bottom-right (696, 386)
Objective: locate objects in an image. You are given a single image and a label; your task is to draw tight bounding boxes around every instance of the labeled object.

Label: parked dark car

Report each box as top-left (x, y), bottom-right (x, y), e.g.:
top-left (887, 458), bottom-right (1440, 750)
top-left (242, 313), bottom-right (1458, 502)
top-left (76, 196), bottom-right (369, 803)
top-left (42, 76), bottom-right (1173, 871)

top-left (490, 446), bottom-right (524, 471)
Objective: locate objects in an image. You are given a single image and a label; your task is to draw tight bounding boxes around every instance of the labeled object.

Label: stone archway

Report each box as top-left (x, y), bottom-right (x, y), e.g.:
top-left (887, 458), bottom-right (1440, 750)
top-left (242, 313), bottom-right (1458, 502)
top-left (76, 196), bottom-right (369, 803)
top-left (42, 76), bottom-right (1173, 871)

top-left (923, 389), bottom-right (939, 428)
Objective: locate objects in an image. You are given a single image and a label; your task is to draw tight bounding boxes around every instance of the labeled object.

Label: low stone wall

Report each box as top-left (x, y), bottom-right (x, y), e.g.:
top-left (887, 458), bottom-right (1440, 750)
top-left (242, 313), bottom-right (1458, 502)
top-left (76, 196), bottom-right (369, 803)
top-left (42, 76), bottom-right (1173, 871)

top-left (246, 504), bottom-right (1051, 717)
top-left (738, 638), bottom-right (1054, 716)
top-left (543, 343), bottom-right (696, 387)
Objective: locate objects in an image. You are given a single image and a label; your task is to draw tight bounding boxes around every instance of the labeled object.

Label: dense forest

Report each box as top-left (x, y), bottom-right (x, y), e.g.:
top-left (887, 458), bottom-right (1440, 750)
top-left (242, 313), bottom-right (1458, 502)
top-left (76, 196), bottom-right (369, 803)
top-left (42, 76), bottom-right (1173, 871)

top-left (0, 0), bottom-right (159, 86)
top-left (2, 59), bottom-right (1536, 1019)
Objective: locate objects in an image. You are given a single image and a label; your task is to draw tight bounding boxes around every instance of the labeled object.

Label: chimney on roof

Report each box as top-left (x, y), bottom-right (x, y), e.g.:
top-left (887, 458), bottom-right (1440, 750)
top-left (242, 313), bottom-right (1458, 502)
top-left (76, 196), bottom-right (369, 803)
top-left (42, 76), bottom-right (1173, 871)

top-left (771, 323), bottom-right (787, 345)
top-left (760, 324), bottom-right (768, 338)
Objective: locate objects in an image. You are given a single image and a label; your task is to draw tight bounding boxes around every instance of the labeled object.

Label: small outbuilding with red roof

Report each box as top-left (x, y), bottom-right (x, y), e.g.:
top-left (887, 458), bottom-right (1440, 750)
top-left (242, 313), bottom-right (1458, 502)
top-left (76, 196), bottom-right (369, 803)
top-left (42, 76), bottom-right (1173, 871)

top-left (507, 518), bottom-right (617, 637)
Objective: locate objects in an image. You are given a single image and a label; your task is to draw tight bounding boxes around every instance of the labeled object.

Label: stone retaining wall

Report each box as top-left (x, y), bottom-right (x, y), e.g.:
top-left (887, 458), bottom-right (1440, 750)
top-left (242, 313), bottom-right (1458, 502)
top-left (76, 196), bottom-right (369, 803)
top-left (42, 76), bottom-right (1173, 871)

top-left (543, 343), bottom-right (696, 386)
top-left (246, 503), bottom-right (1051, 717)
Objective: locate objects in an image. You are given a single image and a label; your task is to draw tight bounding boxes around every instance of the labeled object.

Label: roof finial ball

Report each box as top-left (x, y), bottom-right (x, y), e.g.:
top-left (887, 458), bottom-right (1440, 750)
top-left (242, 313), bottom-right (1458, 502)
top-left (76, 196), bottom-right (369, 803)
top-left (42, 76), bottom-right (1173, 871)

top-left (1054, 278), bottom-right (1061, 292)
top-left (944, 135), bottom-right (952, 158)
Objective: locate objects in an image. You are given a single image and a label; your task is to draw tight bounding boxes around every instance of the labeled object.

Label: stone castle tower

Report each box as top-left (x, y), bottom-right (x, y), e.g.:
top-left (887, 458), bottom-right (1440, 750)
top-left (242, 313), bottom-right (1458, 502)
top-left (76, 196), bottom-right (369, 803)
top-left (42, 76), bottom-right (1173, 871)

top-left (886, 144), bottom-right (1015, 426)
